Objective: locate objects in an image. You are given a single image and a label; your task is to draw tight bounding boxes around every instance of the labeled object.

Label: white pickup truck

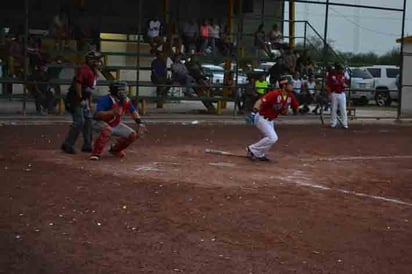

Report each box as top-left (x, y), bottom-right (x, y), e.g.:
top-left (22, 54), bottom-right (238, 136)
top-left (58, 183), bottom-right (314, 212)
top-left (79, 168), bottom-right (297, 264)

top-left (362, 65), bottom-right (400, 106)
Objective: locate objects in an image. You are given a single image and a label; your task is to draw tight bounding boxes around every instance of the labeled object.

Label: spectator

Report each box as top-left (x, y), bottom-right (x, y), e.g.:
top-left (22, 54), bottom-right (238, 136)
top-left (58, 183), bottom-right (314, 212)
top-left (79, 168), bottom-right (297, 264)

top-left (208, 19), bottom-right (220, 54)
top-left (171, 54), bottom-right (195, 96)
top-left (292, 72), bottom-right (302, 102)
top-left (147, 17), bottom-right (163, 52)
top-left (182, 19), bottom-right (198, 54)
top-left (185, 55), bottom-right (208, 85)
top-left (151, 51), bottom-right (170, 108)
top-left (199, 19), bottom-right (211, 54)
top-left (185, 54), bottom-right (211, 95)
top-left (254, 24), bottom-right (273, 59)
top-left (285, 47), bottom-right (297, 74)
top-left (301, 74), bottom-right (317, 114)
top-left (268, 24), bottom-right (283, 49)
top-left (27, 62), bottom-right (56, 114)
top-left (255, 73), bottom-right (269, 97)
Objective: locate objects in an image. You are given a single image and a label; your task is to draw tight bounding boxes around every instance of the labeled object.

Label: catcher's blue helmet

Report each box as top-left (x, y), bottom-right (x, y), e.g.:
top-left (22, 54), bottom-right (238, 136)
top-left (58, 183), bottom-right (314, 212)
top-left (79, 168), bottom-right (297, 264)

top-left (109, 81), bottom-right (128, 96)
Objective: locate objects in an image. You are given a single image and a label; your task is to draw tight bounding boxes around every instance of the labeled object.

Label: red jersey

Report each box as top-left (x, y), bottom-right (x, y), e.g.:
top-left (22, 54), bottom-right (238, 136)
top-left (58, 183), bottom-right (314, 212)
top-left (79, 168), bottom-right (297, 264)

top-left (327, 70), bottom-right (348, 93)
top-left (75, 63), bottom-right (97, 97)
top-left (259, 89), bottom-right (299, 120)
top-left (108, 97), bottom-right (133, 127)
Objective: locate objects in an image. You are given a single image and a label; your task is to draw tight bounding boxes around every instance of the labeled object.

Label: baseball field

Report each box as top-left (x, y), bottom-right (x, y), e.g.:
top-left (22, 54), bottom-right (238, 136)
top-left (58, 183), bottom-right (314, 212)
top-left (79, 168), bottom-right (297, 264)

top-left (0, 122), bottom-right (411, 273)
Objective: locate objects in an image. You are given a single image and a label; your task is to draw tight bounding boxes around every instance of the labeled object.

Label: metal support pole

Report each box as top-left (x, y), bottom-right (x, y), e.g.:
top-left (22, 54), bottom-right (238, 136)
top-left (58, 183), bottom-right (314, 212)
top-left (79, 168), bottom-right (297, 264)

top-left (234, 0), bottom-right (243, 116)
top-left (163, 0), bottom-right (169, 30)
top-left (319, 0), bottom-right (330, 124)
top-left (303, 21), bottom-right (307, 49)
top-left (261, 0), bottom-right (265, 25)
top-left (397, 0), bottom-right (407, 120)
top-left (23, 0), bottom-right (29, 115)
top-left (323, 0), bottom-right (329, 66)
top-left (136, 0), bottom-right (142, 99)
top-left (289, 0), bottom-right (295, 48)
top-left (225, 0), bottom-right (235, 111)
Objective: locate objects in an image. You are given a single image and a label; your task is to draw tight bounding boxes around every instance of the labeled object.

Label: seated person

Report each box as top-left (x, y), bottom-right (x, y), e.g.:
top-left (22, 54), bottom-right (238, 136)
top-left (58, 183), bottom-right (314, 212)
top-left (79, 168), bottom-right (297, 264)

top-left (185, 55), bottom-right (209, 87)
top-left (171, 55), bottom-right (195, 96)
top-left (27, 62), bottom-right (56, 114)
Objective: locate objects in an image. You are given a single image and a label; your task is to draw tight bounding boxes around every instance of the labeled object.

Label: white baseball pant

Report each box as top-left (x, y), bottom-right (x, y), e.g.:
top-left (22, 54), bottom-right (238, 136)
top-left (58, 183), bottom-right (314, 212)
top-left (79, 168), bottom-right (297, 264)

top-left (249, 113), bottom-right (279, 158)
top-left (330, 92), bottom-right (348, 128)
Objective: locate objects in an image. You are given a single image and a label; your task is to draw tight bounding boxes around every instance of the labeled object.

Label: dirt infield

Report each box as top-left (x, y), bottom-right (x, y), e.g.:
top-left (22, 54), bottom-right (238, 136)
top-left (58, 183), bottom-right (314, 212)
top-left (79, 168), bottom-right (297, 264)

top-left (1, 123), bottom-right (411, 274)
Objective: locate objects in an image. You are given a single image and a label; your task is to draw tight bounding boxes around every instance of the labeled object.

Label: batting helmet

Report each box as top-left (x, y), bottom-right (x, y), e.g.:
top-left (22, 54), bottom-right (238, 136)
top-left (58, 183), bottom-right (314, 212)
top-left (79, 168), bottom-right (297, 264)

top-left (279, 75), bottom-right (293, 86)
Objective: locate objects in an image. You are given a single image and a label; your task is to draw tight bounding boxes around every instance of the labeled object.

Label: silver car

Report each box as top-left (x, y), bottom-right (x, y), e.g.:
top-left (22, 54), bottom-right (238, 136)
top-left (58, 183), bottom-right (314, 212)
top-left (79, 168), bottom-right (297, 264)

top-left (347, 67), bottom-right (375, 106)
top-left (201, 64), bottom-right (247, 86)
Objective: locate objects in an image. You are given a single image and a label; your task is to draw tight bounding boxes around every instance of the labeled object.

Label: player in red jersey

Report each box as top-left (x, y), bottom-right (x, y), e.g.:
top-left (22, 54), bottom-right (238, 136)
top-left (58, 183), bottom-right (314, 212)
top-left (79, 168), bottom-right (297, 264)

top-left (246, 76), bottom-right (299, 161)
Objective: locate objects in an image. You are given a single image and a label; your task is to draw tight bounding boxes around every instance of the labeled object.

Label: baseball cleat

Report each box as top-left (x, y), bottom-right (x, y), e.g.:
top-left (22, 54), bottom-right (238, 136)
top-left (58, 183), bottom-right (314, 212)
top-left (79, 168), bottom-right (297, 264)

top-left (257, 156), bottom-right (270, 162)
top-left (89, 155), bottom-right (100, 161)
top-left (109, 145), bottom-right (126, 158)
top-left (246, 146), bottom-right (257, 161)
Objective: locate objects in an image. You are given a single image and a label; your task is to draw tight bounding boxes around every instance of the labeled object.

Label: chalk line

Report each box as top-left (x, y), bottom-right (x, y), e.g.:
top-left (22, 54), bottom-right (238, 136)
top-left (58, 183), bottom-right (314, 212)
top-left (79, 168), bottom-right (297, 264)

top-left (281, 172), bottom-right (412, 208)
top-left (302, 155), bottom-right (412, 162)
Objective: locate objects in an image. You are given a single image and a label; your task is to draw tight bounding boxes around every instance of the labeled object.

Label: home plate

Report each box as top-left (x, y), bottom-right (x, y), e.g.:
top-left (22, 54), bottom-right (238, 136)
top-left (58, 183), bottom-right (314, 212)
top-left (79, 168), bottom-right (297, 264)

top-left (209, 162), bottom-right (236, 167)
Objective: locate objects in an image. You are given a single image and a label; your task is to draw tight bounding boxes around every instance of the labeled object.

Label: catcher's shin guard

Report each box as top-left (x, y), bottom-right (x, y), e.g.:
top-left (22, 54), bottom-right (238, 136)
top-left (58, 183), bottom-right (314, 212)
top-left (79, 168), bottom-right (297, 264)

top-left (92, 125), bottom-right (112, 156)
top-left (111, 131), bottom-right (137, 154)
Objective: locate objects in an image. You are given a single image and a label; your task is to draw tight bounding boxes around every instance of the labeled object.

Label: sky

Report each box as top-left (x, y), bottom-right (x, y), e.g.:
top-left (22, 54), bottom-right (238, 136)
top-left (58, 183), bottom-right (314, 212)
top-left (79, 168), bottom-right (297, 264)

top-left (283, 0), bottom-right (411, 55)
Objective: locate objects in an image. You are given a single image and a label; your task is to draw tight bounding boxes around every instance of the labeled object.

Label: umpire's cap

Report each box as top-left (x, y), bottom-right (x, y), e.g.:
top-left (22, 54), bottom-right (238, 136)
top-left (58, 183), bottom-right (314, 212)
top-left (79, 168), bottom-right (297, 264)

top-left (85, 51), bottom-right (103, 61)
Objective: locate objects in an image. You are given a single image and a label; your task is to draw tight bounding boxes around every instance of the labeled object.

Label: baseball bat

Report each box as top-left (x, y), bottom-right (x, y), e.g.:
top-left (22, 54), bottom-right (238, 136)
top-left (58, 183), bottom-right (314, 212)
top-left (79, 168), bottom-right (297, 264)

top-left (205, 148), bottom-right (246, 158)
top-left (205, 149), bottom-right (235, 156)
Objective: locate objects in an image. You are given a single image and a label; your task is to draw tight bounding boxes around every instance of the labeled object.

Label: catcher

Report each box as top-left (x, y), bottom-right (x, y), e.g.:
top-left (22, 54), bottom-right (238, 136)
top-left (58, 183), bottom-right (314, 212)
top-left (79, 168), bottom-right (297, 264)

top-left (89, 81), bottom-right (147, 161)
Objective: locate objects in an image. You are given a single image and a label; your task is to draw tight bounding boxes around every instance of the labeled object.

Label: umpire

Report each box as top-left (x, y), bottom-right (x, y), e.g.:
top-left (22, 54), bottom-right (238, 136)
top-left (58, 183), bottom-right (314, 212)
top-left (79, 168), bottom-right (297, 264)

top-left (61, 51), bottom-right (101, 154)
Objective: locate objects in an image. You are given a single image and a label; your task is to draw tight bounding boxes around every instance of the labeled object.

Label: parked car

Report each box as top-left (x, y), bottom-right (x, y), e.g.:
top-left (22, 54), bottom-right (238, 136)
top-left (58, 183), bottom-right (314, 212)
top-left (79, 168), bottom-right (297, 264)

top-left (347, 67), bottom-right (375, 106)
top-left (201, 64), bottom-right (247, 86)
top-left (362, 65), bottom-right (400, 106)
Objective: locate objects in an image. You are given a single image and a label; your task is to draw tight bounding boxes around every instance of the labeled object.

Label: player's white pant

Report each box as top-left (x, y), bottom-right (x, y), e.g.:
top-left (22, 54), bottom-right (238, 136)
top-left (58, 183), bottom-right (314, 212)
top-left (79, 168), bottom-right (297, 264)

top-left (330, 92), bottom-right (348, 128)
top-left (249, 113), bottom-right (278, 158)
